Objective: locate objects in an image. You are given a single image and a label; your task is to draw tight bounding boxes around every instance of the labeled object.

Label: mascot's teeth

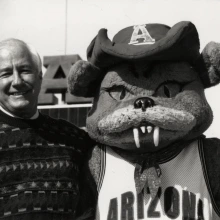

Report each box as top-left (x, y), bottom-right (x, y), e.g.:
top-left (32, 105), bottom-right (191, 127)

top-left (140, 126), bottom-right (146, 133)
top-left (153, 126), bottom-right (160, 147)
top-left (133, 126), bottom-right (160, 148)
top-left (133, 128), bottom-right (140, 148)
top-left (147, 126), bottom-right (153, 133)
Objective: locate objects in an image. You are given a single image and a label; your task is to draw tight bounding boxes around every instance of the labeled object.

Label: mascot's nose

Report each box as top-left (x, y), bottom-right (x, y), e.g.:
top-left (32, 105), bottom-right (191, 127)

top-left (134, 97), bottom-right (155, 111)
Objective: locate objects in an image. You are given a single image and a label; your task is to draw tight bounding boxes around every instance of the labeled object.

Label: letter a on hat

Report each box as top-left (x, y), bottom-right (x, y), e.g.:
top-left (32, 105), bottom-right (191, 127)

top-left (129, 25), bottom-right (155, 45)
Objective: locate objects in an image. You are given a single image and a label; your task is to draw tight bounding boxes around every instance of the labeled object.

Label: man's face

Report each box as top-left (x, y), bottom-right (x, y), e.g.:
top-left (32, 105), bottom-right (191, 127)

top-left (0, 44), bottom-right (42, 118)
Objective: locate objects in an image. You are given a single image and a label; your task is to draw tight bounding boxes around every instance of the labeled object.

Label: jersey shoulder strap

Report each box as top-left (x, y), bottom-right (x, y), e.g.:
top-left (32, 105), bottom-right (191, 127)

top-left (199, 137), bottom-right (220, 216)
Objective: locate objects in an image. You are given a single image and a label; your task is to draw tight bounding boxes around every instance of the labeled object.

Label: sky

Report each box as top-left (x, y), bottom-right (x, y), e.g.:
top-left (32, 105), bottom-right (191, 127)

top-left (0, 0), bottom-right (219, 138)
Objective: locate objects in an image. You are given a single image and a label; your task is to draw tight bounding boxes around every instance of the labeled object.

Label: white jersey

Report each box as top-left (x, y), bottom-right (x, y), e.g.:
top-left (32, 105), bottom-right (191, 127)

top-left (96, 139), bottom-right (220, 220)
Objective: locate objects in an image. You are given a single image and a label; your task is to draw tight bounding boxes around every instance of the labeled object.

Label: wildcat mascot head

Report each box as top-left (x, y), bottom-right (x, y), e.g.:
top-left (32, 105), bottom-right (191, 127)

top-left (68, 21), bottom-right (220, 152)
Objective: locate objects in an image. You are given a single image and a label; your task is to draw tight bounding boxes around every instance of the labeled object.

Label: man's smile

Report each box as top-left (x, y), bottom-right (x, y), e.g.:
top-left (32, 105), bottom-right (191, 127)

top-left (9, 89), bottom-right (31, 97)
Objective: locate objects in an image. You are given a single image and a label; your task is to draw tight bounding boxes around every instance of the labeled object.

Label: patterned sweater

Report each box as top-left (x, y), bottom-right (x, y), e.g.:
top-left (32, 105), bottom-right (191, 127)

top-left (0, 110), bottom-right (94, 220)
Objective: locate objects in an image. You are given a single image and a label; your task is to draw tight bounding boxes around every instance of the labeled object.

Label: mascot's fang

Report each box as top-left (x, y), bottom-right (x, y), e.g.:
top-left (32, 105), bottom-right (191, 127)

top-left (153, 126), bottom-right (160, 147)
top-left (133, 128), bottom-right (140, 148)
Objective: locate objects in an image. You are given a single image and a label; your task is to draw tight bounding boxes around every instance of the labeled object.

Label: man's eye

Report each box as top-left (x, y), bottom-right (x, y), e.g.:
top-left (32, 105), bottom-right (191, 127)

top-left (0, 72), bottom-right (12, 78)
top-left (21, 69), bottom-right (31, 74)
top-left (155, 82), bottom-right (182, 98)
top-left (108, 86), bottom-right (129, 101)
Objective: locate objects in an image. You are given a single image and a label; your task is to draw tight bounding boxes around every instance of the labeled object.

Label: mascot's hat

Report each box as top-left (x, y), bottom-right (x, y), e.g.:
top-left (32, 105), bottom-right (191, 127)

top-left (68, 21), bottom-right (220, 97)
top-left (87, 21), bottom-right (200, 69)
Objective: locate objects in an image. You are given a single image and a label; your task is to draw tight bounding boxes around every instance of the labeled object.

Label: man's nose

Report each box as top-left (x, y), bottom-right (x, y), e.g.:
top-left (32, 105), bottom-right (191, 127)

top-left (11, 70), bottom-right (23, 86)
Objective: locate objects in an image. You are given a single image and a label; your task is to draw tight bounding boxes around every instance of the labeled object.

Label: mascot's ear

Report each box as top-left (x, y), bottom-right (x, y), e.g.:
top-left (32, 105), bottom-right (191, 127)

top-left (195, 41), bottom-right (220, 88)
top-left (67, 60), bottom-right (102, 97)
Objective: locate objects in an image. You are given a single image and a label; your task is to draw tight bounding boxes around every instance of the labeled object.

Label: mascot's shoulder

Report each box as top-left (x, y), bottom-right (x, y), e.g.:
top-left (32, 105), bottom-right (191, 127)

top-left (203, 137), bottom-right (220, 165)
top-left (202, 137), bottom-right (220, 210)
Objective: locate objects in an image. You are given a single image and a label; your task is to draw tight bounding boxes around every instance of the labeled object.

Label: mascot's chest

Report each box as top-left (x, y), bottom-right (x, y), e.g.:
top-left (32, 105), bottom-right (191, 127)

top-left (96, 139), bottom-right (219, 220)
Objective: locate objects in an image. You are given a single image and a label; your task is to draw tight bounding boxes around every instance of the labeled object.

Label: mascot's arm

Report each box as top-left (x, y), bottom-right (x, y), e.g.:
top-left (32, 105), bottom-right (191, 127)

top-left (203, 138), bottom-right (220, 215)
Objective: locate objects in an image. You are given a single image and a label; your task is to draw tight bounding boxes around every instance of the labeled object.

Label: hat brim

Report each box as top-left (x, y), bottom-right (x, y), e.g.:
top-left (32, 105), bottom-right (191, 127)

top-left (87, 21), bottom-right (200, 69)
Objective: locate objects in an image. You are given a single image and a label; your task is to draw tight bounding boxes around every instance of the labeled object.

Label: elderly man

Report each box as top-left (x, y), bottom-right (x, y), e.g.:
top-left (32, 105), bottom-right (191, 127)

top-left (0, 39), bottom-right (94, 220)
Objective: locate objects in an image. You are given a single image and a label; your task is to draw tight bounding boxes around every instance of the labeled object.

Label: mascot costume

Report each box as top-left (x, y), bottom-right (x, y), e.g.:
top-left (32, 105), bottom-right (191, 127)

top-left (68, 21), bottom-right (220, 219)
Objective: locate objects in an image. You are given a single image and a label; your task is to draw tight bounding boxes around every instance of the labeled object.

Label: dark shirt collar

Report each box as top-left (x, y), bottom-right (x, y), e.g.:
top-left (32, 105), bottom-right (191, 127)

top-left (0, 106), bottom-right (39, 119)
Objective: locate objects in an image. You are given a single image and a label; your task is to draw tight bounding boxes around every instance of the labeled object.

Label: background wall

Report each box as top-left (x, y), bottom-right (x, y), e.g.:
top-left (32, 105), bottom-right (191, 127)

top-left (0, 0), bottom-right (219, 138)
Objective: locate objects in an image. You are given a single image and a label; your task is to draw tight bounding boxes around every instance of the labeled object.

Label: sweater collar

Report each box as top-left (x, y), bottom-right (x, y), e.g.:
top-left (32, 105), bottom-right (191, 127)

top-left (0, 109), bottom-right (44, 129)
top-left (0, 106), bottom-right (39, 119)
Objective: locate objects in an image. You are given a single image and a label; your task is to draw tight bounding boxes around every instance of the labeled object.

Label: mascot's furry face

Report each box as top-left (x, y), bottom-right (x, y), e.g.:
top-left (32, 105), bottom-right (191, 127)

top-left (86, 61), bottom-right (212, 152)
top-left (68, 21), bottom-right (220, 153)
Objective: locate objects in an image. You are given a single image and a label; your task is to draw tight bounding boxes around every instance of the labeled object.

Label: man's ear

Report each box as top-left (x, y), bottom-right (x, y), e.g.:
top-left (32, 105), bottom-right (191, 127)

top-left (195, 41), bottom-right (220, 88)
top-left (67, 60), bottom-right (102, 97)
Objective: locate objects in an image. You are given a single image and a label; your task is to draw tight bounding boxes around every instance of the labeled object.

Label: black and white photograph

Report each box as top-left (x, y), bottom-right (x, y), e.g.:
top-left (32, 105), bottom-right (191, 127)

top-left (0, 0), bottom-right (219, 219)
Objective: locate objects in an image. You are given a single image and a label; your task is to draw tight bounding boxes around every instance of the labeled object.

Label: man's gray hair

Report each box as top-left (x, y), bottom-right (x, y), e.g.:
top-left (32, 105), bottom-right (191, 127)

top-left (0, 38), bottom-right (42, 77)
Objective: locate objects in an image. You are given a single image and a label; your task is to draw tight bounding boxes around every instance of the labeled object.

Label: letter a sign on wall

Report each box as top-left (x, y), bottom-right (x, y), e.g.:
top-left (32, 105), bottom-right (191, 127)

top-left (38, 55), bottom-right (92, 105)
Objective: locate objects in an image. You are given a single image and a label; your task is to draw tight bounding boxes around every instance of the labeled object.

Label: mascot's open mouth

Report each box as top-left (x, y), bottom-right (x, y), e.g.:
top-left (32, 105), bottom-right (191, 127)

top-left (133, 125), bottom-right (159, 148)
top-left (98, 105), bottom-right (196, 148)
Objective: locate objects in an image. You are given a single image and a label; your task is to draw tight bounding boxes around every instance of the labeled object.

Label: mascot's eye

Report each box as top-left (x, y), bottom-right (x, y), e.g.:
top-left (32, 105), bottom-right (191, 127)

top-left (155, 82), bottom-right (182, 98)
top-left (108, 86), bottom-right (129, 100)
